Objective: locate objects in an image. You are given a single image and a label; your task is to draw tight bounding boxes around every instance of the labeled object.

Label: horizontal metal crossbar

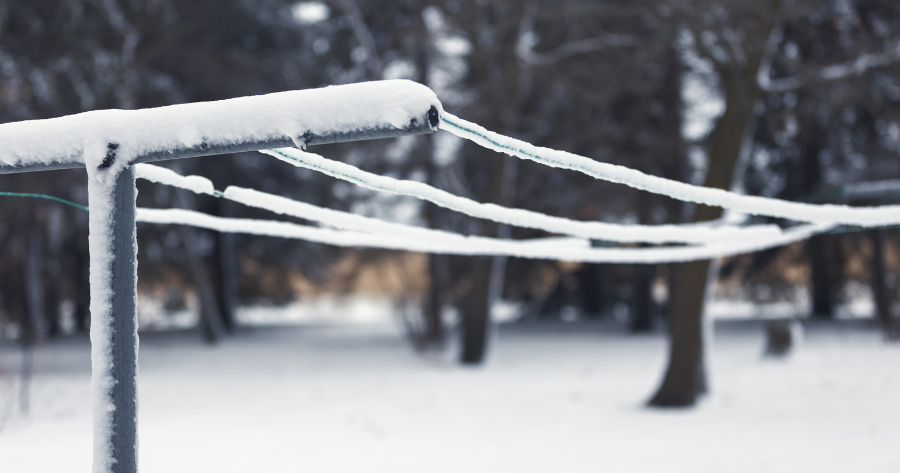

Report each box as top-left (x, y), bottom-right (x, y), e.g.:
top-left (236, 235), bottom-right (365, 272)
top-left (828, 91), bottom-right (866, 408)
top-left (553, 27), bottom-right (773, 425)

top-left (0, 80), bottom-right (441, 175)
top-left (0, 107), bottom-right (438, 175)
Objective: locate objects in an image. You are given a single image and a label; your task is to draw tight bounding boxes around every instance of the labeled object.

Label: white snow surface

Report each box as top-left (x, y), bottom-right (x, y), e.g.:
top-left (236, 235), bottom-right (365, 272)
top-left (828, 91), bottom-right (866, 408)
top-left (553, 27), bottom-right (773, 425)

top-left (0, 80), bottom-right (439, 170)
top-left (134, 207), bottom-right (830, 263)
top-left (1, 320), bottom-right (898, 473)
top-left (440, 113), bottom-right (900, 226)
top-left (261, 148), bottom-right (784, 245)
top-left (134, 163), bottom-right (216, 196)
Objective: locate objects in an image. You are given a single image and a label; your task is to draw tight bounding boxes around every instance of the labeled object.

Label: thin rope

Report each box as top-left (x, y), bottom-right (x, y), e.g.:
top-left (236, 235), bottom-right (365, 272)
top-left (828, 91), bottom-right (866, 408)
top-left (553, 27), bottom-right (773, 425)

top-left (440, 113), bottom-right (900, 226)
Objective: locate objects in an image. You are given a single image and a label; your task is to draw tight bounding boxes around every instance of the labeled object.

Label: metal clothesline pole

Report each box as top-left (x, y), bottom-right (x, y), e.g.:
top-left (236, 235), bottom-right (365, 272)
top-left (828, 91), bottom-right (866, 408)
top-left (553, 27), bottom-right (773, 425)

top-left (0, 101), bottom-right (439, 473)
top-left (106, 165), bottom-right (138, 473)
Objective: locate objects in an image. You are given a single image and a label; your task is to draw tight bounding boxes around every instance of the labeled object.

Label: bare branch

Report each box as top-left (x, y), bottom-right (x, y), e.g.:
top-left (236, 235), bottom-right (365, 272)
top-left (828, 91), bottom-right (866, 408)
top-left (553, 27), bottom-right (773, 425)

top-left (842, 180), bottom-right (900, 202)
top-left (697, 30), bottom-right (732, 69)
top-left (101, 0), bottom-right (140, 67)
top-left (756, 27), bottom-right (792, 93)
top-left (338, 0), bottom-right (383, 78)
top-left (758, 33), bottom-right (900, 93)
top-left (53, 57), bottom-right (96, 110)
top-left (819, 43), bottom-right (900, 81)
top-left (722, 27), bottom-right (746, 68)
top-left (519, 34), bottom-right (636, 67)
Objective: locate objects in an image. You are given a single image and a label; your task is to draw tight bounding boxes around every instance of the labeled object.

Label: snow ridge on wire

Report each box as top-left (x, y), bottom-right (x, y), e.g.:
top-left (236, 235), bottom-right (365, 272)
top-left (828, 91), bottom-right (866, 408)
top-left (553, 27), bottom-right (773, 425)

top-left (136, 162), bottom-right (751, 254)
top-left (133, 163), bottom-right (607, 253)
top-left (134, 163), bottom-right (217, 195)
top-left (440, 112), bottom-right (900, 226)
top-left (258, 148), bottom-right (783, 245)
top-left (223, 185), bottom-right (554, 250)
top-left (134, 207), bottom-right (831, 264)
top-left (133, 163), bottom-right (835, 263)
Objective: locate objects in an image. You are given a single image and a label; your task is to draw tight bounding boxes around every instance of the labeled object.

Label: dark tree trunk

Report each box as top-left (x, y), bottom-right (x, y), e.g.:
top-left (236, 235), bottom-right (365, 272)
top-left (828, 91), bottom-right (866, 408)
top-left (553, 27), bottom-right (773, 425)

top-left (808, 234), bottom-right (842, 319)
top-left (44, 284), bottom-right (61, 337)
top-left (44, 206), bottom-right (65, 338)
top-left (459, 7), bottom-right (532, 363)
top-left (422, 166), bottom-right (447, 350)
top-left (20, 219), bottom-right (42, 415)
top-left (460, 256), bottom-right (491, 365)
top-left (632, 187), bottom-right (657, 332)
top-left (213, 199), bottom-right (238, 333)
top-left (632, 265), bottom-right (656, 332)
top-left (24, 219), bottom-right (45, 346)
top-left (649, 55), bottom-right (763, 406)
top-left (650, 259), bottom-right (711, 406)
top-left (798, 102), bottom-right (842, 320)
top-left (181, 227), bottom-right (225, 343)
top-left (458, 143), bottom-right (505, 365)
top-left (870, 229), bottom-right (893, 330)
top-left (580, 263), bottom-right (603, 316)
top-left (175, 189), bottom-right (226, 342)
top-left (74, 247), bottom-right (91, 333)
top-left (424, 252), bottom-right (447, 349)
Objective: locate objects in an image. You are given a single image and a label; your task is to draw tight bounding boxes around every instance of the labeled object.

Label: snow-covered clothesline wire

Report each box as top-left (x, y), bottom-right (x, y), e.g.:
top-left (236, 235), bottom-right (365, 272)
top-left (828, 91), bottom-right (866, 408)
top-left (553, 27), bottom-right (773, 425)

top-left (0, 166), bottom-right (825, 263)
top-left (0, 169), bottom-right (862, 264)
top-left (259, 148), bottom-right (783, 245)
top-left (224, 185), bottom-right (567, 251)
top-left (439, 113), bottom-right (900, 226)
top-left (133, 162), bottom-right (587, 251)
top-left (141, 163), bottom-right (792, 261)
top-left (133, 163), bottom-right (835, 263)
top-left (134, 207), bottom-right (832, 264)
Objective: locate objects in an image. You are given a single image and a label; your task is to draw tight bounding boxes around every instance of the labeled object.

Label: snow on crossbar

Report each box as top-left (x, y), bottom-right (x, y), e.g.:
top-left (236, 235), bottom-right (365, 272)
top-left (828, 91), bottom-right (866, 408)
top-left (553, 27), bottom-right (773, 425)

top-left (0, 79), bottom-right (440, 174)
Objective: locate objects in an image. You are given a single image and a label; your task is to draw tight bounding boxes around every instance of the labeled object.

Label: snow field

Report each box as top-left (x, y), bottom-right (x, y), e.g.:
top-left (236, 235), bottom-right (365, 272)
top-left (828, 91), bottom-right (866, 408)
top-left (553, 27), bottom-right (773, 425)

top-left (0, 319), bottom-right (898, 473)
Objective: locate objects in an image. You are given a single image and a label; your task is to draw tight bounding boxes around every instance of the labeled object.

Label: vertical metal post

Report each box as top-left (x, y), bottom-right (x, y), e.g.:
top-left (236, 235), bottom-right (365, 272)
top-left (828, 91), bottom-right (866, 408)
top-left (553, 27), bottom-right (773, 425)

top-left (109, 166), bottom-right (138, 473)
top-left (90, 164), bottom-right (138, 473)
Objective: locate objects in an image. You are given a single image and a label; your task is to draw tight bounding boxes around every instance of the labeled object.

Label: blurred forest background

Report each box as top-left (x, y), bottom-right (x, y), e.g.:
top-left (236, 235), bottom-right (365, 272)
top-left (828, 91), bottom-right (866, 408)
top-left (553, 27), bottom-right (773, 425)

top-left (0, 0), bottom-right (899, 408)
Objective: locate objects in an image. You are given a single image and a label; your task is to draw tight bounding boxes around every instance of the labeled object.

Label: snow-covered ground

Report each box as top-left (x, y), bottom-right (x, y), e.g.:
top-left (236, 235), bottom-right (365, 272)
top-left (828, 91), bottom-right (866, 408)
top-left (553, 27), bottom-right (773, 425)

top-left (1, 315), bottom-right (898, 473)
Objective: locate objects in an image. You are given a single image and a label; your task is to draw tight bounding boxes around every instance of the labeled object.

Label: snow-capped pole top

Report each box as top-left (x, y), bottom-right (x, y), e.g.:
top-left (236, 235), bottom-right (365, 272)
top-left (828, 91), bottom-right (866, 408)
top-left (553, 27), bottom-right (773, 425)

top-left (0, 79), bottom-right (442, 174)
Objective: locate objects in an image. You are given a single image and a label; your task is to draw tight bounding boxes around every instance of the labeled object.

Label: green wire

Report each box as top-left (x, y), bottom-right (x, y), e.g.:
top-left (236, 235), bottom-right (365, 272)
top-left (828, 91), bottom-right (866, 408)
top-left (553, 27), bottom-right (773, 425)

top-left (0, 192), bottom-right (89, 212)
top-left (441, 116), bottom-right (544, 162)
